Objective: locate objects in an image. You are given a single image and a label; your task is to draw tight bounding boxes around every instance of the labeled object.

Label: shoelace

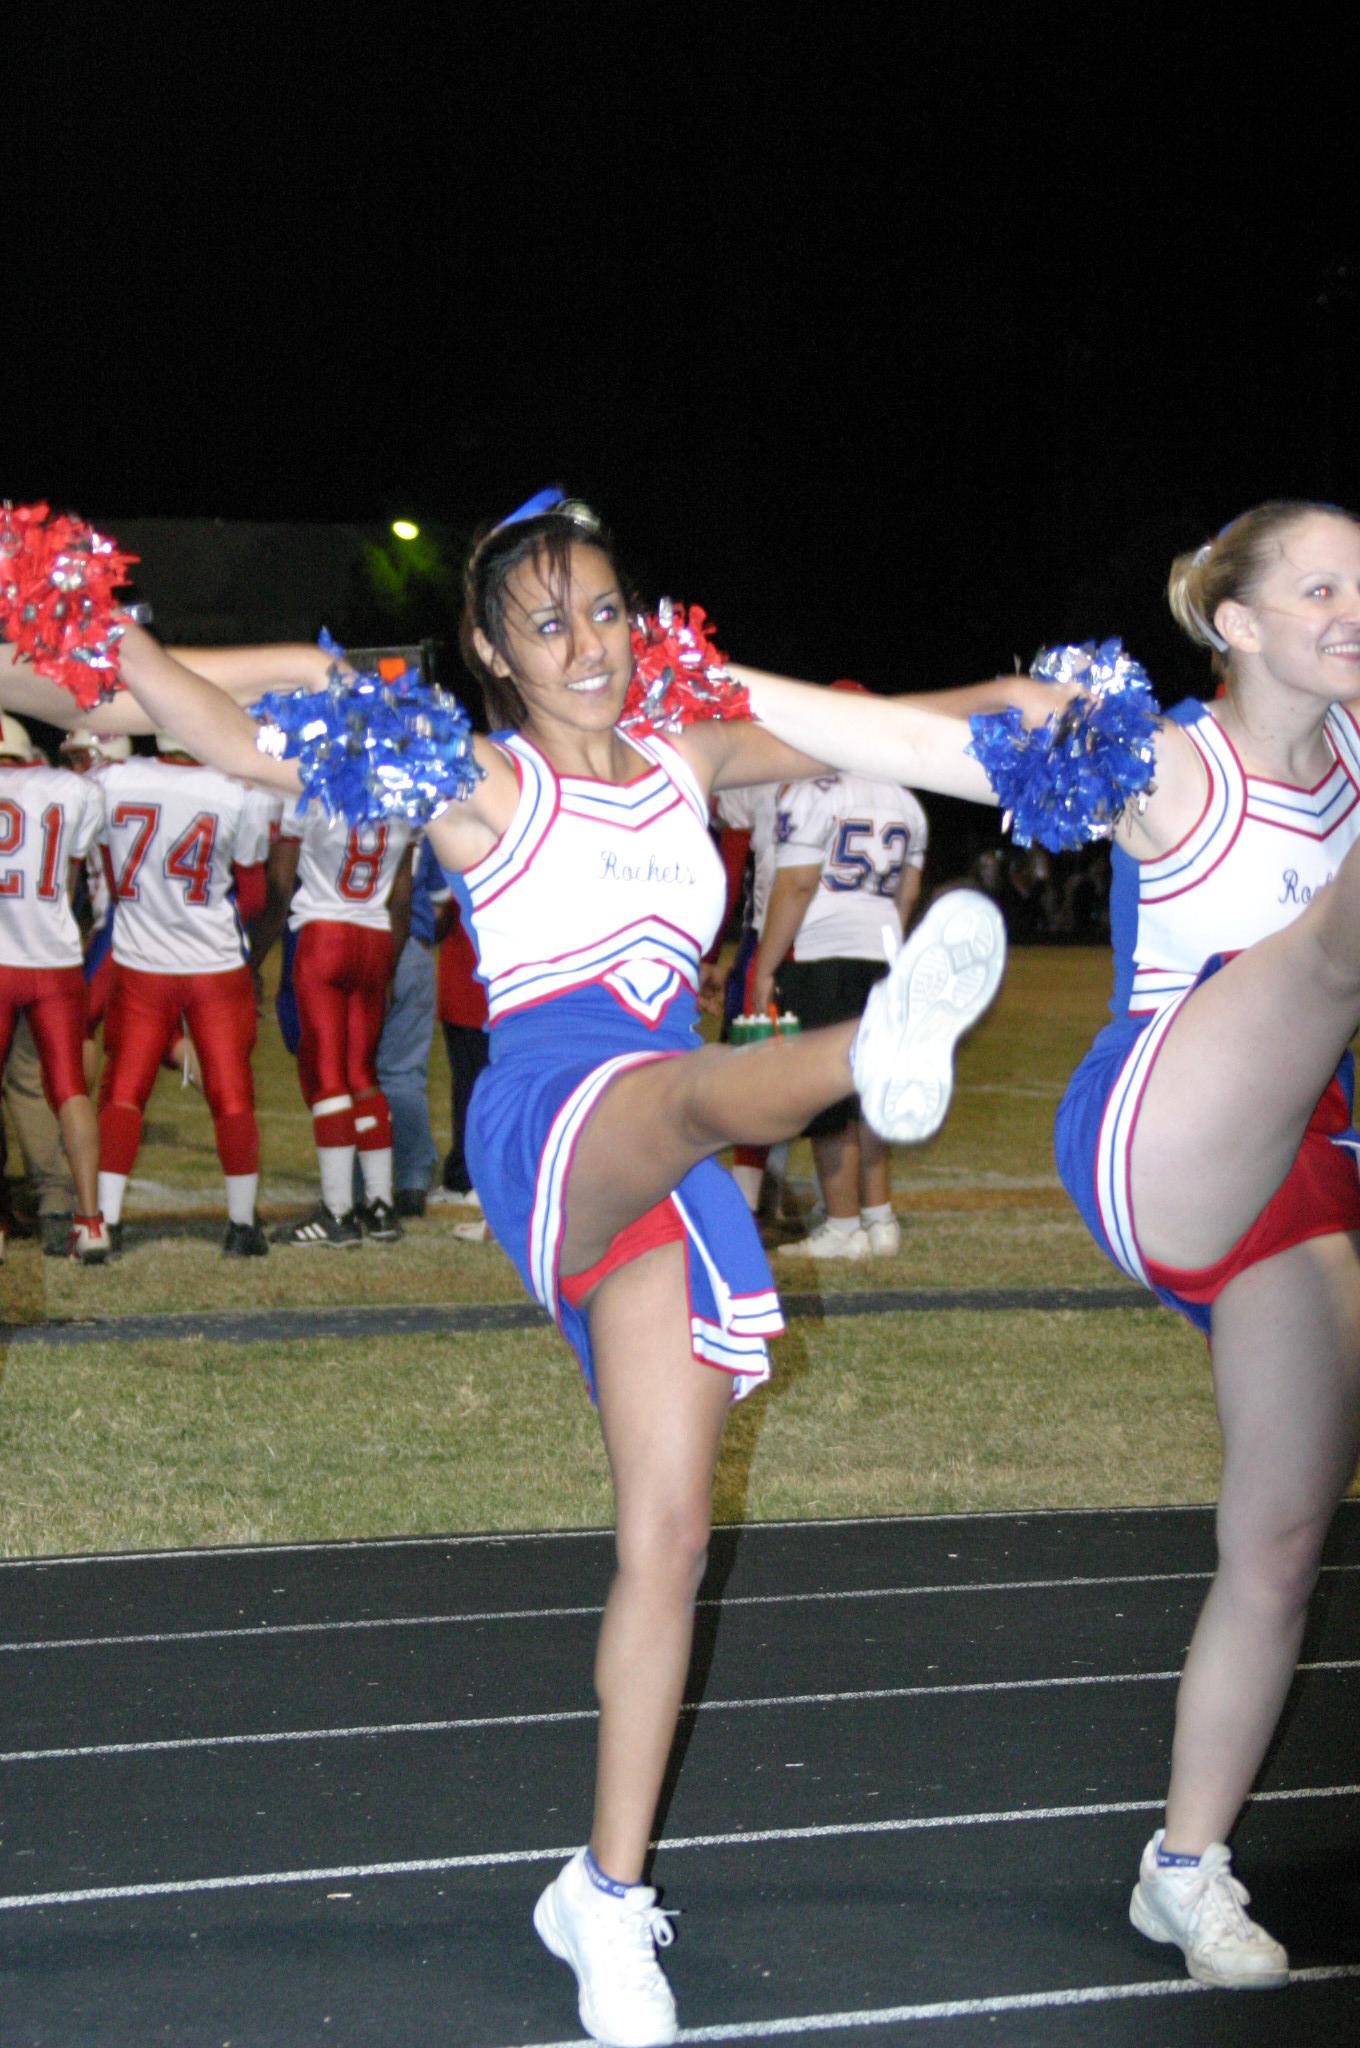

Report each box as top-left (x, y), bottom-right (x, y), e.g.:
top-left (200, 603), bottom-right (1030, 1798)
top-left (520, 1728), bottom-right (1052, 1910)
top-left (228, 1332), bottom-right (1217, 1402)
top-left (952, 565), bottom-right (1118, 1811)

top-left (620, 1899), bottom-right (675, 1949)
top-left (600, 1896), bottom-right (676, 1982)
top-left (1178, 1846), bottom-right (1261, 1944)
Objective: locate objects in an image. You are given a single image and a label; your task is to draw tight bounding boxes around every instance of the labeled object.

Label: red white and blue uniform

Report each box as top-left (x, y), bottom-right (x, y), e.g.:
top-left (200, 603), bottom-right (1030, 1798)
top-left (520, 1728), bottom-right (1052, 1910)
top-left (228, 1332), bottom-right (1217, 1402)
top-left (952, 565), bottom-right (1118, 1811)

top-left (452, 728), bottom-right (784, 1398)
top-left (1056, 698), bottom-right (1360, 1330)
top-left (97, 758), bottom-right (272, 1182)
top-left (280, 806), bottom-right (412, 1105)
top-left (0, 762), bottom-right (104, 1107)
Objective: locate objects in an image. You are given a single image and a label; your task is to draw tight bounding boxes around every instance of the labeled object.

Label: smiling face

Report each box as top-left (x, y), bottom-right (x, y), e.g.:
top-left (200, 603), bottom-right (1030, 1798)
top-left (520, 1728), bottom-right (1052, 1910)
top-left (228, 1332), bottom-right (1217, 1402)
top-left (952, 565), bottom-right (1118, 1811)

top-left (1217, 511), bottom-right (1360, 703)
top-left (473, 540), bottom-right (633, 744)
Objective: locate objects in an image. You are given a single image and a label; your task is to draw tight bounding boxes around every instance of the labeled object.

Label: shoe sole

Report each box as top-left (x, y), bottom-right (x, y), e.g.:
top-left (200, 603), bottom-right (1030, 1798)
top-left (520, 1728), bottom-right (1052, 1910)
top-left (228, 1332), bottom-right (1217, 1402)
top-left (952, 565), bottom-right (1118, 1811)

top-left (1129, 1883), bottom-right (1289, 1989)
top-left (860, 896), bottom-right (1005, 1143)
top-left (533, 1879), bottom-right (678, 2047)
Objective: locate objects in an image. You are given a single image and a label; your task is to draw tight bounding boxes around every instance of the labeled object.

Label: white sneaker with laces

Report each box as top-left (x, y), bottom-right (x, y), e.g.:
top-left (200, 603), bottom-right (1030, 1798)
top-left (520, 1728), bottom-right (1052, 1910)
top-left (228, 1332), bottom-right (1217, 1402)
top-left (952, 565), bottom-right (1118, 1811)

top-left (863, 1214), bottom-right (902, 1256)
top-left (851, 892), bottom-right (1005, 1143)
top-left (1129, 1832), bottom-right (1289, 1989)
top-left (534, 1849), bottom-right (677, 2046)
top-left (777, 1219), bottom-right (871, 1260)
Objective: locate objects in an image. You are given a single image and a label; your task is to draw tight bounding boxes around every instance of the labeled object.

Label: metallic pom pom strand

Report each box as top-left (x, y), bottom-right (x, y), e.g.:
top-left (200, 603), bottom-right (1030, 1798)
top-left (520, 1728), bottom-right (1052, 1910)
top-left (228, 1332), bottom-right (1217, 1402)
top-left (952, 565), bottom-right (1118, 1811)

top-left (251, 636), bottom-right (483, 826)
top-left (966, 637), bottom-right (1160, 853)
top-left (620, 600), bottom-right (751, 736)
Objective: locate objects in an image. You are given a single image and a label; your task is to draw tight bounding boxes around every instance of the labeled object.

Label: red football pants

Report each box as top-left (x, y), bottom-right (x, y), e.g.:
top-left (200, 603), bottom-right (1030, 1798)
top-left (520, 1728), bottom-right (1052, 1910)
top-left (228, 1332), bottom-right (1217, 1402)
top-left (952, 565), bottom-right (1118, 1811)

top-left (293, 921), bottom-right (392, 1106)
top-left (0, 963), bottom-right (88, 1109)
top-left (99, 962), bottom-right (258, 1175)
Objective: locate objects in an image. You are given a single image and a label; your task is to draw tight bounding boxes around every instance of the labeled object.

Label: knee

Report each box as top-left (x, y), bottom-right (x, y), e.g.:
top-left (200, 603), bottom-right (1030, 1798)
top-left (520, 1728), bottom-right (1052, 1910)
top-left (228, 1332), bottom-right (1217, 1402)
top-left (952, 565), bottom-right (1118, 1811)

top-left (615, 1498), bottom-right (712, 1604)
top-left (1218, 1513), bottom-right (1328, 1615)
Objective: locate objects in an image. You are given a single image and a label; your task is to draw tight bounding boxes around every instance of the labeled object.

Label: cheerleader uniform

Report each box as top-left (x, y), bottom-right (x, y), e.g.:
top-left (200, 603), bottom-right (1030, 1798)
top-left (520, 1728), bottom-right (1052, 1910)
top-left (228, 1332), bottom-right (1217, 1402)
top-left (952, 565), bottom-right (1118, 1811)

top-left (450, 728), bottom-right (784, 1399)
top-left (1056, 699), bottom-right (1360, 1331)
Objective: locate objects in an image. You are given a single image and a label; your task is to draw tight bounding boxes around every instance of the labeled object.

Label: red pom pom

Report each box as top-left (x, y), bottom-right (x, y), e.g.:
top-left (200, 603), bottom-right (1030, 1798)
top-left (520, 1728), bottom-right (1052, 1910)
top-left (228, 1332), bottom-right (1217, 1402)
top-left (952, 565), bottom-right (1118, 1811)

top-left (0, 501), bottom-right (137, 709)
top-left (620, 599), bottom-right (750, 735)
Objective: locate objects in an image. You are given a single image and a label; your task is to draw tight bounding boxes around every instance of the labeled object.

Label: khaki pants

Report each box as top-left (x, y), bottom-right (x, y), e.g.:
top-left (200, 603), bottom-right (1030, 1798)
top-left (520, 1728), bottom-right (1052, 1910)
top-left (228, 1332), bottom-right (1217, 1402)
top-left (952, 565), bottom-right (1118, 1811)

top-left (3, 1015), bottom-right (73, 1215)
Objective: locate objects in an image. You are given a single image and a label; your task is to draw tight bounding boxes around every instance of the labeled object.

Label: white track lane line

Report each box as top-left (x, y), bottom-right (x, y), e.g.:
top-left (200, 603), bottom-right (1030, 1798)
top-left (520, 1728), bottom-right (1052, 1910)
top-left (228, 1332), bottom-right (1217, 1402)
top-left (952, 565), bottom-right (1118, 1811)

top-left (4, 1497), bottom-right (1328, 1571)
top-left (5, 1658), bottom-right (1360, 1768)
top-left (498, 1964), bottom-right (1360, 2047)
top-left (1, 1783), bottom-right (1357, 1914)
top-left (5, 1561), bottom-right (1358, 1655)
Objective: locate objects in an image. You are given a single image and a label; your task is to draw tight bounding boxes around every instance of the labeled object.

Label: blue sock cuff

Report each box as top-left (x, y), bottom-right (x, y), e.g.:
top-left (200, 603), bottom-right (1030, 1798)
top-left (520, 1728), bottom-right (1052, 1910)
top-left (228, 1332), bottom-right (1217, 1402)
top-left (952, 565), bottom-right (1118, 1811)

top-left (1156, 1844), bottom-right (1202, 1869)
top-left (583, 1848), bottom-right (630, 1899)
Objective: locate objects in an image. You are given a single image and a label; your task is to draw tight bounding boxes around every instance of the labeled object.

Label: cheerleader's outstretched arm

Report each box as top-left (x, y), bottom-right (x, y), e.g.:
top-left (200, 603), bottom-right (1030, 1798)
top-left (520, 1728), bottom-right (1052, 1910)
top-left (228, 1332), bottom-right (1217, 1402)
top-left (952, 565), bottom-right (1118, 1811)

top-left (0, 635), bottom-right (336, 742)
top-left (727, 664), bottom-right (1064, 804)
top-left (114, 623), bottom-right (305, 791)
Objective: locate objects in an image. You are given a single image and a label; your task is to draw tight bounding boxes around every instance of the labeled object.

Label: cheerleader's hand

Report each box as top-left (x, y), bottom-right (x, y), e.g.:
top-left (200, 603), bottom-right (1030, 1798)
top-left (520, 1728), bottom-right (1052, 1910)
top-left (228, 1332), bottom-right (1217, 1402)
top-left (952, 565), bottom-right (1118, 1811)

top-left (966, 639), bottom-right (1159, 852)
top-left (698, 960), bottom-right (726, 1015)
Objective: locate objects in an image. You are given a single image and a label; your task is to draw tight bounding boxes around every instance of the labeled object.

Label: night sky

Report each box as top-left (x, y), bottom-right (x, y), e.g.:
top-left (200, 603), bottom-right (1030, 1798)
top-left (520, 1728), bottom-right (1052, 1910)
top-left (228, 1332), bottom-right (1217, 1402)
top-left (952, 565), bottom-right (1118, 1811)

top-left (13, 14), bottom-right (1360, 711)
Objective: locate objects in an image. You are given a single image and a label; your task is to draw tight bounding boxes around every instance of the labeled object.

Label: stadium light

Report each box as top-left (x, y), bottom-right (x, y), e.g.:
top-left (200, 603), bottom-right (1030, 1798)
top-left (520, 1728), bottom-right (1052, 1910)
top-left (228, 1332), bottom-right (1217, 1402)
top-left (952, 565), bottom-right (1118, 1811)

top-left (391, 519), bottom-right (420, 542)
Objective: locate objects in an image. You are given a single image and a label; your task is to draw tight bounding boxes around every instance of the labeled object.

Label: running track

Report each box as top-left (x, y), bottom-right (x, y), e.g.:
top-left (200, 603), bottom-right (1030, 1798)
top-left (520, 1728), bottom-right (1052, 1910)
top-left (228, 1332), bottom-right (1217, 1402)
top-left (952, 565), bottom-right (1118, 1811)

top-left (1, 1503), bottom-right (1357, 2043)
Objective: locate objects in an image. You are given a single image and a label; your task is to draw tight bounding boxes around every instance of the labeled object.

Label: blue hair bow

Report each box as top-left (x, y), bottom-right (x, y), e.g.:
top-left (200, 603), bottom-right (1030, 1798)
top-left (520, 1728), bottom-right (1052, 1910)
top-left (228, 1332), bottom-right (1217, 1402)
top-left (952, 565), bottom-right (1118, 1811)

top-left (494, 486), bottom-right (566, 531)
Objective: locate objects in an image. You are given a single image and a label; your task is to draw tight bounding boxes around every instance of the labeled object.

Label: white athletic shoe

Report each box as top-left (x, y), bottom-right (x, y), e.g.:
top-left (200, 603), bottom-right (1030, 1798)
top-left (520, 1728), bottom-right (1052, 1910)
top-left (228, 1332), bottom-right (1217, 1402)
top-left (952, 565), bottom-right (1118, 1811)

top-left (1129, 1832), bottom-right (1289, 1989)
top-left (68, 1213), bottom-right (110, 1264)
top-left (863, 1214), bottom-right (902, 1257)
top-left (451, 1218), bottom-right (492, 1243)
top-left (851, 892), bottom-right (1005, 1143)
top-left (777, 1220), bottom-right (872, 1260)
top-left (534, 1849), bottom-right (677, 2046)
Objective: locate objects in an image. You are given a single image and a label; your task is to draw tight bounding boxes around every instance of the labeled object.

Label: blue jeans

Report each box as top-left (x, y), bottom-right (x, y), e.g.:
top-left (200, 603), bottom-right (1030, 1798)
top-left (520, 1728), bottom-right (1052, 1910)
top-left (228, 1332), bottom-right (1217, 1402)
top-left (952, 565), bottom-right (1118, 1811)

top-left (374, 939), bottom-right (438, 1194)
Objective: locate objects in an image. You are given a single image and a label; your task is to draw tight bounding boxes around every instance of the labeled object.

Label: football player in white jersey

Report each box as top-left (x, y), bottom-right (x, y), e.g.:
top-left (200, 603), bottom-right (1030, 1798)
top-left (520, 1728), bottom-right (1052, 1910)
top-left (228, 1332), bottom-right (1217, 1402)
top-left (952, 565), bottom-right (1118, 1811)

top-left (0, 716), bottom-right (109, 1260)
top-left (755, 761), bottom-right (928, 1258)
top-left (59, 728), bottom-right (133, 1089)
top-left (95, 736), bottom-right (273, 1255)
top-left (254, 806), bottom-right (414, 1246)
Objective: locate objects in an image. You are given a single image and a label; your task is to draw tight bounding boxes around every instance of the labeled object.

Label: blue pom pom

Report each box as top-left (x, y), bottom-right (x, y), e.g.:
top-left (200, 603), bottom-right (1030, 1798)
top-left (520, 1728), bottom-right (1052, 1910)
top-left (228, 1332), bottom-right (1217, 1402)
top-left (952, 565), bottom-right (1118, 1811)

top-left (967, 638), bottom-right (1159, 852)
top-left (250, 639), bottom-right (482, 826)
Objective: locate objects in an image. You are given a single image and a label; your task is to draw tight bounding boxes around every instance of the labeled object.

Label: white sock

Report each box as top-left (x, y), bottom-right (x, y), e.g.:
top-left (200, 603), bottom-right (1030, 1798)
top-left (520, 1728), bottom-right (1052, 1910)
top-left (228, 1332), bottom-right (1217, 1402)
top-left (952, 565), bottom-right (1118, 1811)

top-left (823, 1213), bottom-right (862, 1237)
top-left (225, 1173), bottom-right (259, 1226)
top-left (97, 1171), bottom-right (128, 1226)
top-left (318, 1147), bottom-right (356, 1217)
top-left (861, 1202), bottom-right (895, 1227)
top-left (358, 1147), bottom-right (394, 1206)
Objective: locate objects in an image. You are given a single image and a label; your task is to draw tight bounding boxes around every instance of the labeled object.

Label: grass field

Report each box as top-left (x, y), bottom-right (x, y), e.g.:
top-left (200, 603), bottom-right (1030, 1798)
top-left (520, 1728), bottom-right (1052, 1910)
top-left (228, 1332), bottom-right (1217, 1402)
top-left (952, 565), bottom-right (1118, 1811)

top-left (0, 945), bottom-right (1255, 1557)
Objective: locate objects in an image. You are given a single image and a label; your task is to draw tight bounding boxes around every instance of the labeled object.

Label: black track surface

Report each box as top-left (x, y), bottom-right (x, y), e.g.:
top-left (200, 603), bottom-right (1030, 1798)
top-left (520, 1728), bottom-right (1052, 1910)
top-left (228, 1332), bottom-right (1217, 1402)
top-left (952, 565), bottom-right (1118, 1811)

top-left (0, 1285), bottom-right (1148, 1348)
top-left (1, 1504), bottom-right (1357, 2045)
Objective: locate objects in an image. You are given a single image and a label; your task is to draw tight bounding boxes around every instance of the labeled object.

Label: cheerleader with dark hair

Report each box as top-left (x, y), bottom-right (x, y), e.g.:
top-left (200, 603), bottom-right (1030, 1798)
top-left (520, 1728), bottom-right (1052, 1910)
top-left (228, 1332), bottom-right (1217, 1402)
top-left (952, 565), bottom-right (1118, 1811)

top-left (15, 490), bottom-right (1008, 2044)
